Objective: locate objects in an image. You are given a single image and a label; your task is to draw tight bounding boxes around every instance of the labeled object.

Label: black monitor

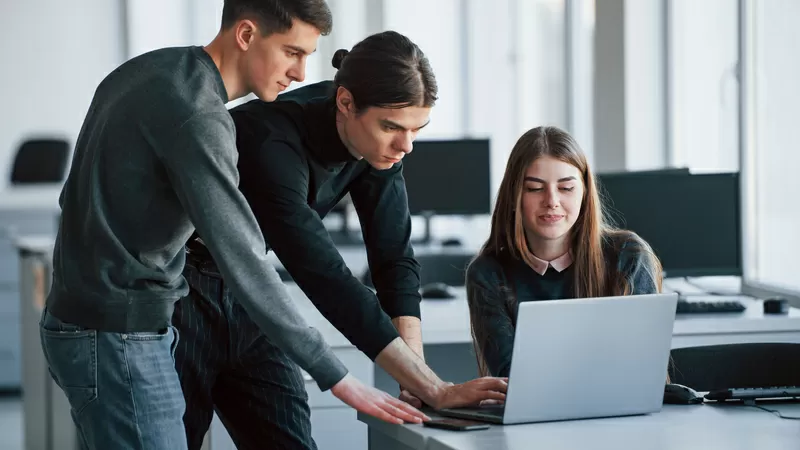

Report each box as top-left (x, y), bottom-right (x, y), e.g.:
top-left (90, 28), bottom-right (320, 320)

top-left (597, 170), bottom-right (741, 278)
top-left (401, 139), bottom-right (492, 242)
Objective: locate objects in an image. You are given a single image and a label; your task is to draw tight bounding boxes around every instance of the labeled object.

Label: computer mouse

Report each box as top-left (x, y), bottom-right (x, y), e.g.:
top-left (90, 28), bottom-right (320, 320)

top-left (420, 282), bottom-right (456, 299)
top-left (663, 383), bottom-right (703, 405)
top-left (763, 297), bottom-right (790, 314)
top-left (441, 238), bottom-right (463, 247)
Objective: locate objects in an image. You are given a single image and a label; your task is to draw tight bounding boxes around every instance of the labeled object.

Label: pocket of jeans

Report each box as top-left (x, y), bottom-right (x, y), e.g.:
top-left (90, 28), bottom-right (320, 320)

top-left (40, 327), bottom-right (98, 415)
top-left (124, 328), bottom-right (171, 341)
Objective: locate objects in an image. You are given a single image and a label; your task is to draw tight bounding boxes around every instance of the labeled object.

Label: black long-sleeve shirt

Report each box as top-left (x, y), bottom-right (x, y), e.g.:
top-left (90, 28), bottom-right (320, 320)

top-left (224, 81), bottom-right (422, 360)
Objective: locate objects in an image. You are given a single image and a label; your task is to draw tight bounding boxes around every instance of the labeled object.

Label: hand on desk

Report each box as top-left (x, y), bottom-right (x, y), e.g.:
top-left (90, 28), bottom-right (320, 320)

top-left (331, 373), bottom-right (430, 425)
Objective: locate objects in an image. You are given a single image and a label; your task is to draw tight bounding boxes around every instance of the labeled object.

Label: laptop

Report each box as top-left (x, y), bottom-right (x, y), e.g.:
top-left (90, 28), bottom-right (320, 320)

top-left (439, 293), bottom-right (678, 424)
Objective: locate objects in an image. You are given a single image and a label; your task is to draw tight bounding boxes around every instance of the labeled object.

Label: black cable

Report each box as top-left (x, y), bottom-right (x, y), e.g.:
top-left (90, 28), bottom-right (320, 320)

top-left (743, 399), bottom-right (800, 420)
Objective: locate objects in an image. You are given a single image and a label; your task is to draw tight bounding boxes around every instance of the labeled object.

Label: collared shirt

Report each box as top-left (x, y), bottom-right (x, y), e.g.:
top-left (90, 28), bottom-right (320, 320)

top-left (528, 251), bottom-right (574, 276)
top-left (466, 233), bottom-right (660, 377)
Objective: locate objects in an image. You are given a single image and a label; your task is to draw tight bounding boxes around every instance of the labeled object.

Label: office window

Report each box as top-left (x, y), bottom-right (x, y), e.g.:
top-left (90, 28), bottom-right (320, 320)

top-left (668, 0), bottom-right (739, 171)
top-left (746, 0), bottom-right (800, 291)
top-left (515, 0), bottom-right (567, 134)
top-left (383, 0), bottom-right (465, 139)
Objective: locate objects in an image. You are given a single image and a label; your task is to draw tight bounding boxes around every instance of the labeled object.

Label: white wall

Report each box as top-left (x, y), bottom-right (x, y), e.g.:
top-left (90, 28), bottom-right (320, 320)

top-left (0, 0), bottom-right (125, 188)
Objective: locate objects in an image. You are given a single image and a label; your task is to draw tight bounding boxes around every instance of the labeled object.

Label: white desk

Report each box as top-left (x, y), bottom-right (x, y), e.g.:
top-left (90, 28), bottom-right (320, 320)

top-left (0, 187), bottom-right (60, 390)
top-left (17, 236), bottom-right (800, 450)
top-left (288, 282), bottom-right (800, 350)
top-left (360, 403), bottom-right (800, 450)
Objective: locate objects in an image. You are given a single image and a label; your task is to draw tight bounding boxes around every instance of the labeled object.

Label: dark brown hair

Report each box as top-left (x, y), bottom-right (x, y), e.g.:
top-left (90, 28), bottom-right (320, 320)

top-left (331, 31), bottom-right (437, 113)
top-left (221, 0), bottom-right (332, 36)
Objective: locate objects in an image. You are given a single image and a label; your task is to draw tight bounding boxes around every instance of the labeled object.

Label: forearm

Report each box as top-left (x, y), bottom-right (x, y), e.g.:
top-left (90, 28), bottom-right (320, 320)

top-left (374, 337), bottom-right (447, 406)
top-left (392, 316), bottom-right (423, 359)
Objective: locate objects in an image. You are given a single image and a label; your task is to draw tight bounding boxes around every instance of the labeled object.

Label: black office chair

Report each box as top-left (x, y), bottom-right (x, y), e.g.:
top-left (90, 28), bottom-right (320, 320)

top-left (10, 138), bottom-right (70, 184)
top-left (668, 343), bottom-right (800, 392)
top-left (362, 252), bottom-right (475, 288)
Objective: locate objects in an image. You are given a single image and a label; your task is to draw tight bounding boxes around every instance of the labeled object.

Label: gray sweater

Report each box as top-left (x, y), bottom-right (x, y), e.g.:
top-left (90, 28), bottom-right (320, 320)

top-left (47, 46), bottom-right (347, 390)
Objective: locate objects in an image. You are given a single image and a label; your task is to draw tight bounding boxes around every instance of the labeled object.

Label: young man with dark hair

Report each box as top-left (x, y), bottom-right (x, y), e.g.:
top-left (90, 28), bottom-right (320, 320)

top-left (39, 2), bottom-right (424, 449)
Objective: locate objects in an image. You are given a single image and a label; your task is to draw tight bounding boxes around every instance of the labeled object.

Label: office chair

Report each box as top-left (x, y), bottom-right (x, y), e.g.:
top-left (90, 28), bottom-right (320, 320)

top-left (362, 252), bottom-right (475, 289)
top-left (669, 343), bottom-right (800, 392)
top-left (10, 138), bottom-right (70, 184)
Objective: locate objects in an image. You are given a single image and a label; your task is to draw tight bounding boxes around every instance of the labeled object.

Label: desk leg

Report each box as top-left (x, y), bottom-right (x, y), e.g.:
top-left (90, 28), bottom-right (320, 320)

top-left (368, 428), bottom-right (418, 450)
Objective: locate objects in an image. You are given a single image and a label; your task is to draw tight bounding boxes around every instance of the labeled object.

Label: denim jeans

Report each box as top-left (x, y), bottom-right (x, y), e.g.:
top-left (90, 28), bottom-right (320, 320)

top-left (39, 308), bottom-right (188, 450)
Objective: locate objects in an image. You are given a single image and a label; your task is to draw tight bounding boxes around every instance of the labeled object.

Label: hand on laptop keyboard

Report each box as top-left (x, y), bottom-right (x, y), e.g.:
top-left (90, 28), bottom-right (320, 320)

top-left (431, 377), bottom-right (508, 410)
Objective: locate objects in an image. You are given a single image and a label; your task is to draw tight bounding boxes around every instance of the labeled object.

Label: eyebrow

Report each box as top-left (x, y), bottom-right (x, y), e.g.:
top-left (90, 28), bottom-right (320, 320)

top-left (284, 45), bottom-right (315, 55)
top-left (380, 119), bottom-right (431, 132)
top-left (524, 176), bottom-right (578, 183)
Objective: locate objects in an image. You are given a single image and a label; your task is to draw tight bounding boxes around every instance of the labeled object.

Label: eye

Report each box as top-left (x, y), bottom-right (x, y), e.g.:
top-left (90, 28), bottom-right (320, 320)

top-left (286, 50), bottom-right (300, 57)
top-left (525, 187), bottom-right (543, 192)
top-left (560, 187), bottom-right (575, 192)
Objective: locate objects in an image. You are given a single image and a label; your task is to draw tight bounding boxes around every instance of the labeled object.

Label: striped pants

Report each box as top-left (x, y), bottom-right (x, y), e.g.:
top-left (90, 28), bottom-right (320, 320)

top-left (173, 253), bottom-right (316, 450)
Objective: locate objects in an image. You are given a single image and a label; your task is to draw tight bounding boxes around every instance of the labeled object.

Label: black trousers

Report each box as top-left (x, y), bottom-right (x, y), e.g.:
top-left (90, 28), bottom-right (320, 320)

top-left (173, 253), bottom-right (316, 450)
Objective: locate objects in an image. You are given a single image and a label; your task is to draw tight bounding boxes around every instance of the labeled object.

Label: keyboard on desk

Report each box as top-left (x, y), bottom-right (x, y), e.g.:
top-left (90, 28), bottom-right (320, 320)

top-left (705, 386), bottom-right (800, 401)
top-left (676, 299), bottom-right (746, 314)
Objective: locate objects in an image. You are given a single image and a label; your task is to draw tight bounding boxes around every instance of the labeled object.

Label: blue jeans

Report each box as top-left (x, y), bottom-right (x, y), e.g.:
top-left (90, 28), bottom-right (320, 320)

top-left (39, 308), bottom-right (188, 450)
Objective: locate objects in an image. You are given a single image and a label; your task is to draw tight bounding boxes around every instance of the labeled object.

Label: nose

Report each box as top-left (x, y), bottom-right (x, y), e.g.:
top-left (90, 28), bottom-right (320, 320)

top-left (289, 59), bottom-right (306, 83)
top-left (395, 132), bottom-right (414, 154)
top-left (544, 187), bottom-right (560, 209)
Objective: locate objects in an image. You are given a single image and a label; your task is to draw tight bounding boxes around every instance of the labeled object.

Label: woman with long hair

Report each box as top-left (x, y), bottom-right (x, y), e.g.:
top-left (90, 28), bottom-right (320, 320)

top-left (467, 126), bottom-right (663, 378)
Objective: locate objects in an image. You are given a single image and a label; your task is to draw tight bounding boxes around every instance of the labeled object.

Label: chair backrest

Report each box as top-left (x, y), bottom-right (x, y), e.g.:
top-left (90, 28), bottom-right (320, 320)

top-left (11, 139), bottom-right (70, 184)
top-left (669, 343), bottom-right (800, 392)
top-left (362, 252), bottom-right (475, 288)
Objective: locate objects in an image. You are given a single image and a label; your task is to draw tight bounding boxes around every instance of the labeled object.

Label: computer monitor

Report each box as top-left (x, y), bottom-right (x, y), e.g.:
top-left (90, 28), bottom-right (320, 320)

top-left (401, 139), bottom-right (491, 242)
top-left (597, 170), bottom-right (741, 278)
top-left (402, 138), bottom-right (491, 215)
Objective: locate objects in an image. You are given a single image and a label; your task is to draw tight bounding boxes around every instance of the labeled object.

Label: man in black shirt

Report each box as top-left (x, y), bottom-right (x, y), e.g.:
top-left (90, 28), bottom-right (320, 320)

top-left (174, 32), bottom-right (507, 449)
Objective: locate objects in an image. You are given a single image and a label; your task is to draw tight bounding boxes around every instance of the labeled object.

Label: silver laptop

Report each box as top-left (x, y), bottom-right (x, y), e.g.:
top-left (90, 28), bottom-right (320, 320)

top-left (439, 293), bottom-right (678, 425)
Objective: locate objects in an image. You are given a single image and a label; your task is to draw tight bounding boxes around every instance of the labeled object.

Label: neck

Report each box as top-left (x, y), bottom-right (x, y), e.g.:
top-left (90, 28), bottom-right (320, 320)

top-left (335, 109), bottom-right (363, 160)
top-left (204, 33), bottom-right (247, 102)
top-left (526, 231), bottom-right (570, 261)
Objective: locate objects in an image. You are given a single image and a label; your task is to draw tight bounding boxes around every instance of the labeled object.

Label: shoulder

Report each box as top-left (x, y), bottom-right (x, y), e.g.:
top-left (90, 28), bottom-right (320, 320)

top-left (230, 99), bottom-right (306, 149)
top-left (602, 230), bottom-right (659, 273)
top-left (467, 253), bottom-right (506, 287)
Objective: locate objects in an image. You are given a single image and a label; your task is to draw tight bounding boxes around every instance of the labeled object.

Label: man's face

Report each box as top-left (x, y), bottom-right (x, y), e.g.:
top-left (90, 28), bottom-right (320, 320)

top-left (337, 89), bottom-right (432, 171)
top-left (241, 19), bottom-right (320, 101)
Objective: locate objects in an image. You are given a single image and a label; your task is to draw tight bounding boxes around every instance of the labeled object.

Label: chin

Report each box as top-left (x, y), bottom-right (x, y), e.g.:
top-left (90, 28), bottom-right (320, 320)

top-left (534, 228), bottom-right (569, 241)
top-left (367, 160), bottom-right (396, 171)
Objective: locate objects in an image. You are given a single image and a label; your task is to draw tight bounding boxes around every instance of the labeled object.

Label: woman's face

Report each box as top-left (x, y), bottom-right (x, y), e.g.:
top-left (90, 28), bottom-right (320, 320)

top-left (520, 155), bottom-right (585, 246)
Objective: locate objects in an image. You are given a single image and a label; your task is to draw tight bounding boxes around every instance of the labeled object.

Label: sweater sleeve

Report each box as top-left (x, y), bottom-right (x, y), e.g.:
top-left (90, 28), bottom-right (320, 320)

top-left (466, 259), bottom-right (515, 378)
top-left (158, 112), bottom-right (347, 390)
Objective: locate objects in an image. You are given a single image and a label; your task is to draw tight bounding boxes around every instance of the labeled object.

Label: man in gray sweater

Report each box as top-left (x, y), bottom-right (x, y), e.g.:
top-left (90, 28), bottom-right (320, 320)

top-left (38, 1), bottom-right (427, 449)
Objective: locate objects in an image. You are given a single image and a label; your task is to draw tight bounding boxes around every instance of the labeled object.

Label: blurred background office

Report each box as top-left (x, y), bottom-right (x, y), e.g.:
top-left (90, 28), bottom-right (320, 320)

top-left (0, 1), bottom-right (799, 449)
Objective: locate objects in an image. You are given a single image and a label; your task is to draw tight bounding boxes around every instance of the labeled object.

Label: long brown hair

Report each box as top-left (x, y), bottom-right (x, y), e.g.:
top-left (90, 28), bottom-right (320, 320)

top-left (469, 126), bottom-right (664, 376)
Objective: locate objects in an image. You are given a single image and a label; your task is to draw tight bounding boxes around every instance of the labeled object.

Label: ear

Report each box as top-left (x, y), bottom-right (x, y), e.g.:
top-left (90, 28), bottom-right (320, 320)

top-left (234, 19), bottom-right (258, 51)
top-left (335, 86), bottom-right (355, 116)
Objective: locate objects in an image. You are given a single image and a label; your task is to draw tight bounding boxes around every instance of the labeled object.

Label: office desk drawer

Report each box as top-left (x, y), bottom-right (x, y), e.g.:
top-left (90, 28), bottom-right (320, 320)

top-left (303, 348), bottom-right (373, 409)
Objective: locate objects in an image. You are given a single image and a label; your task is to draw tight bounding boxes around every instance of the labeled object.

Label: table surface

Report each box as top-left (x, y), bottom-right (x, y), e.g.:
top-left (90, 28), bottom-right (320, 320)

top-left (361, 402), bottom-right (800, 450)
